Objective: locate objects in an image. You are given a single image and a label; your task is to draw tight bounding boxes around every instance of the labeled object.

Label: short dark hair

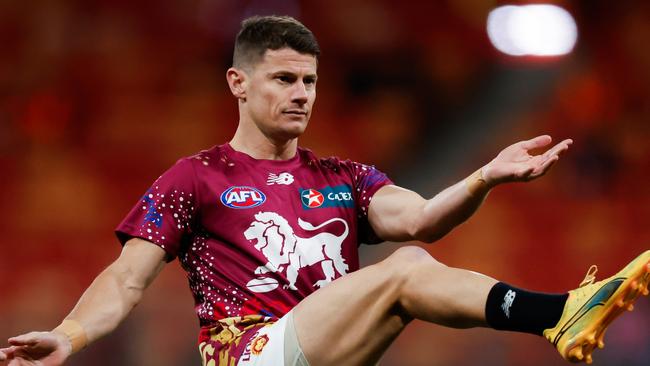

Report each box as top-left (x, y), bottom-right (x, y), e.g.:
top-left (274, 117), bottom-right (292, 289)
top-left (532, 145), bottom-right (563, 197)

top-left (233, 15), bottom-right (320, 69)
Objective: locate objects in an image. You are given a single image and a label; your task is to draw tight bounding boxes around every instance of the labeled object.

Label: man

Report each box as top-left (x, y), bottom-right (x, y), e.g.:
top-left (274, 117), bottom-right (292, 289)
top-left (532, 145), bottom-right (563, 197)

top-left (2, 15), bottom-right (648, 366)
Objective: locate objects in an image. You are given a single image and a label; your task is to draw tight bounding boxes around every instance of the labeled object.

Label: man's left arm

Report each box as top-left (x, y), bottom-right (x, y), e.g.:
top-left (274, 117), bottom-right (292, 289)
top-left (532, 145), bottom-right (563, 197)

top-left (368, 135), bottom-right (572, 243)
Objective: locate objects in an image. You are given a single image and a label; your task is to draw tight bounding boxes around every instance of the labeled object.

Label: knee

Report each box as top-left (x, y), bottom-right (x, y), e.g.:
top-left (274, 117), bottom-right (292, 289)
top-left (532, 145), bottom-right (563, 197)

top-left (388, 245), bottom-right (439, 263)
top-left (384, 246), bottom-right (445, 280)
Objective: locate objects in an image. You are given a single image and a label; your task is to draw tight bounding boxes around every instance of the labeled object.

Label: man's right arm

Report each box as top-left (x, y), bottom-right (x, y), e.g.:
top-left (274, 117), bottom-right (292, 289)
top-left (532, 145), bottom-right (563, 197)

top-left (368, 136), bottom-right (572, 243)
top-left (0, 238), bottom-right (166, 364)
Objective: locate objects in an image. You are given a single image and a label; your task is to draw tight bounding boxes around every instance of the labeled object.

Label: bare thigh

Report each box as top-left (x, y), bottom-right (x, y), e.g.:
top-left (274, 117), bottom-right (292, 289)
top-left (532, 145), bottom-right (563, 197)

top-left (293, 246), bottom-right (496, 366)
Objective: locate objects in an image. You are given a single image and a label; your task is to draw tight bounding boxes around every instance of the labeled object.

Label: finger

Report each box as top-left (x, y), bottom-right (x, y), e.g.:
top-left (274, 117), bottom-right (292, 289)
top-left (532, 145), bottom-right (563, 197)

top-left (8, 333), bottom-right (41, 347)
top-left (543, 139), bottom-right (573, 159)
top-left (14, 359), bottom-right (31, 366)
top-left (10, 358), bottom-right (29, 366)
top-left (0, 346), bottom-right (18, 354)
top-left (532, 155), bottom-right (559, 178)
top-left (516, 165), bottom-right (536, 180)
top-left (520, 135), bottom-right (552, 150)
top-left (0, 346), bottom-right (20, 359)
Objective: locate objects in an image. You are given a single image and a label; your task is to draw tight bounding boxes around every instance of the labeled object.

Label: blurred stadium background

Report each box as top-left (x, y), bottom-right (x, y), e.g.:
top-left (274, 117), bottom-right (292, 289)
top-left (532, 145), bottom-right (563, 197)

top-left (1, 0), bottom-right (650, 365)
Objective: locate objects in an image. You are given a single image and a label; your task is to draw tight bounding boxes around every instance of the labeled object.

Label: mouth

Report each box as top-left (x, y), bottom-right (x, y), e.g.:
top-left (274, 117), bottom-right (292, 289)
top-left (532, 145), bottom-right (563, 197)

top-left (282, 110), bottom-right (308, 116)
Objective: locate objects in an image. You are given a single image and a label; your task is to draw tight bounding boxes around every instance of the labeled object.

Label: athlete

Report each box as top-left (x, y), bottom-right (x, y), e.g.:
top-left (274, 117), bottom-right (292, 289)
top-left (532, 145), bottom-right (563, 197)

top-left (2, 15), bottom-right (649, 366)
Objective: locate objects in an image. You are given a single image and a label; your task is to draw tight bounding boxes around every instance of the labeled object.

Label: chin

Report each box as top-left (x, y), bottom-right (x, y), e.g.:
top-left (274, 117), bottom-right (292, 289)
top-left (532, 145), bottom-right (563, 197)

top-left (274, 124), bottom-right (307, 141)
top-left (278, 128), bottom-right (306, 140)
top-left (280, 119), bottom-right (308, 138)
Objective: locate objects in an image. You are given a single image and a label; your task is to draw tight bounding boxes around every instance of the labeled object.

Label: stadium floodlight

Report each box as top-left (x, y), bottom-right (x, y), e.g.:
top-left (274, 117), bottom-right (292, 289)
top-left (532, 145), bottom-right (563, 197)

top-left (487, 4), bottom-right (578, 57)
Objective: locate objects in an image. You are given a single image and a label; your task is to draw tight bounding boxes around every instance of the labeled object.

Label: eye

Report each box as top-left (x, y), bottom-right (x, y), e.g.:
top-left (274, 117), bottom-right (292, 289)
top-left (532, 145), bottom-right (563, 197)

top-left (276, 75), bottom-right (294, 84)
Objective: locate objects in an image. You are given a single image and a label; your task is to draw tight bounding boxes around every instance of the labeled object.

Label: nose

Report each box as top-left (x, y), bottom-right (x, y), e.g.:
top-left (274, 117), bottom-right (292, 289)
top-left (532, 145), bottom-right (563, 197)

top-left (291, 82), bottom-right (309, 105)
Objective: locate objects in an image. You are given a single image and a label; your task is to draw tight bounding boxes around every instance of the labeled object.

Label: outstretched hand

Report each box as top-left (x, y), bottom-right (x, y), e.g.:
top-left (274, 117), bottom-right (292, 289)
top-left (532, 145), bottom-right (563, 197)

top-left (482, 135), bottom-right (573, 186)
top-left (0, 331), bottom-right (71, 366)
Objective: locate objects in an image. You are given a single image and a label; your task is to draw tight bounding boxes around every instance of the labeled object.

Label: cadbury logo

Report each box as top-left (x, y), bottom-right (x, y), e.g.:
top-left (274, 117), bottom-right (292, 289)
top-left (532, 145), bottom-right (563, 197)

top-left (221, 186), bottom-right (266, 209)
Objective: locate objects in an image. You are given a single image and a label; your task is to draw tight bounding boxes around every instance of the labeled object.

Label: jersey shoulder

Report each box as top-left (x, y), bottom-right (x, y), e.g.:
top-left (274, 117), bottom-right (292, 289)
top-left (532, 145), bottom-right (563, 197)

top-left (297, 147), bottom-right (367, 174)
top-left (179, 144), bottom-right (233, 172)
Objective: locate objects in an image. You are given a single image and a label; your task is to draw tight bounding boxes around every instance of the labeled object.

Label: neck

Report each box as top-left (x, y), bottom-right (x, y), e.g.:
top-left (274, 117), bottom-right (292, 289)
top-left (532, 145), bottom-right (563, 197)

top-left (230, 123), bottom-right (298, 160)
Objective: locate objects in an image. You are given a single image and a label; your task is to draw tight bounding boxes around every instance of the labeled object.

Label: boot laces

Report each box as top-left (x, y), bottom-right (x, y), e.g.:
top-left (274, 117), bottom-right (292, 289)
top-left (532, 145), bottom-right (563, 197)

top-left (579, 265), bottom-right (598, 288)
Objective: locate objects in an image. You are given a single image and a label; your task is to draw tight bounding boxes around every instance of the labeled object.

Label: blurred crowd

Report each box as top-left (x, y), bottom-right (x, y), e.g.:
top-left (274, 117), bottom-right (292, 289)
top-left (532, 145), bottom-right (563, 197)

top-left (1, 1), bottom-right (649, 365)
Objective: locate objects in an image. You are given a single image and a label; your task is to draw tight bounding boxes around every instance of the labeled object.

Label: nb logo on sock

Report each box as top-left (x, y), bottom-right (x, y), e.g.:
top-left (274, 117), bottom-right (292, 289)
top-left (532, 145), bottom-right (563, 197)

top-left (501, 290), bottom-right (516, 318)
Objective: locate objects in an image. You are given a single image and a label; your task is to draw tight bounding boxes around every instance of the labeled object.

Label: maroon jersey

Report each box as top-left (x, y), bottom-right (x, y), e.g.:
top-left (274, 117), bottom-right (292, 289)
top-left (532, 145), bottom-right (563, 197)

top-left (115, 143), bottom-right (392, 345)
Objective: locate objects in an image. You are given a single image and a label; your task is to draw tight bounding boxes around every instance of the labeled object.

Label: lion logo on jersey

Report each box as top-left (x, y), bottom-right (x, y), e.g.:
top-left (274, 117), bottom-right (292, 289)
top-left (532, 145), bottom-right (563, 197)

top-left (244, 212), bottom-right (349, 292)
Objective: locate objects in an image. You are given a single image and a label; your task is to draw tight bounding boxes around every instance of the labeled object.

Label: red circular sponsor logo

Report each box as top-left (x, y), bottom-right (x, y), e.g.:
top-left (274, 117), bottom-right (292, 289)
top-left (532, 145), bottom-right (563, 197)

top-left (301, 189), bottom-right (324, 208)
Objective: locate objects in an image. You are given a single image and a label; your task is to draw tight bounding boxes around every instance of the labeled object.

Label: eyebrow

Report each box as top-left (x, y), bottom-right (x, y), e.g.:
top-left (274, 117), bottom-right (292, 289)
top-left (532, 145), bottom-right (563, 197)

top-left (269, 71), bottom-right (318, 80)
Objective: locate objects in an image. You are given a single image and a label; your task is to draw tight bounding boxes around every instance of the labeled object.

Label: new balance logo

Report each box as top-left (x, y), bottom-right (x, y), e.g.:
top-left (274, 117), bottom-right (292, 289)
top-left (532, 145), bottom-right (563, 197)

top-left (267, 172), bottom-right (294, 185)
top-left (502, 290), bottom-right (516, 318)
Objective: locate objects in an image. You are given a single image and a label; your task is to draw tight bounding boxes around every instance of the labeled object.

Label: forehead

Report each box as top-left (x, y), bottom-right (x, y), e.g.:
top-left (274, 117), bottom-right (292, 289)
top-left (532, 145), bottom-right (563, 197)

top-left (253, 48), bottom-right (317, 75)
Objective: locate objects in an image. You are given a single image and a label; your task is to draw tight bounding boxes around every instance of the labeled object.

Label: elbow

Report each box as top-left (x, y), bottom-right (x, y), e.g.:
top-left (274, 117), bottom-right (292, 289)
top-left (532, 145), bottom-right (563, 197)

top-left (107, 264), bottom-right (146, 301)
top-left (123, 279), bottom-right (146, 301)
top-left (410, 212), bottom-right (457, 243)
top-left (410, 219), bottom-right (445, 244)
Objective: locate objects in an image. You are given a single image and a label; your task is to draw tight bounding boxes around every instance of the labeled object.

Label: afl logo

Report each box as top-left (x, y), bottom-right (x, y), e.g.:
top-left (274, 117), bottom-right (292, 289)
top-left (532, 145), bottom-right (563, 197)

top-left (221, 186), bottom-right (266, 209)
top-left (301, 189), bottom-right (324, 208)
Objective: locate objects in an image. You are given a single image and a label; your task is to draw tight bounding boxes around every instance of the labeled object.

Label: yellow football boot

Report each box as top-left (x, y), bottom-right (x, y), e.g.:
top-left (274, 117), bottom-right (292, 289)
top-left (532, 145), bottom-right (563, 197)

top-left (544, 250), bottom-right (650, 364)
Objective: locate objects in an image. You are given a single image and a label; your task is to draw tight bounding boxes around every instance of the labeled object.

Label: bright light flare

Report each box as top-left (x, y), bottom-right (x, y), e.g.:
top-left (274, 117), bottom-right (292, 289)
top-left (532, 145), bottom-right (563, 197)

top-left (487, 4), bottom-right (578, 57)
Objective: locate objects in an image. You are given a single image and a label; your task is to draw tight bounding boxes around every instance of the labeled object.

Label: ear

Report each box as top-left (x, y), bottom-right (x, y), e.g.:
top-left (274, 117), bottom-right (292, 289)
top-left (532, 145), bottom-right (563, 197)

top-left (226, 67), bottom-right (247, 100)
